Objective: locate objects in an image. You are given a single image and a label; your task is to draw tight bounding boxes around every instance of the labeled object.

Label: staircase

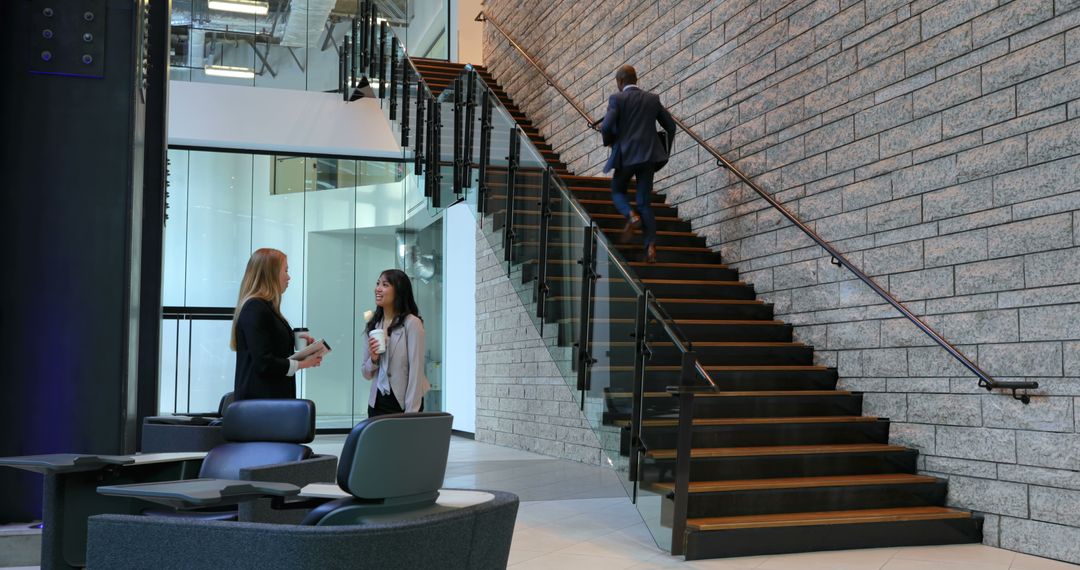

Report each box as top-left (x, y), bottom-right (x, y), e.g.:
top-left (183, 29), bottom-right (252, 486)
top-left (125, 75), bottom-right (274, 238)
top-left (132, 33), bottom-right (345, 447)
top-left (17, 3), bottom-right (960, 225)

top-left (409, 57), bottom-right (983, 560)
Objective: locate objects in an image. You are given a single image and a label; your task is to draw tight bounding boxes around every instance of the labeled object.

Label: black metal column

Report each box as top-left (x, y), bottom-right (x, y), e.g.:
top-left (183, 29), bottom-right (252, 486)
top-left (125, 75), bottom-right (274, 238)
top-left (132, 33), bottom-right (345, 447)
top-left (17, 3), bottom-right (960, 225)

top-left (453, 77), bottom-right (463, 194)
top-left (0, 0), bottom-right (161, 521)
top-left (401, 65), bottom-right (411, 146)
top-left (477, 90), bottom-right (493, 215)
top-left (463, 70), bottom-right (477, 186)
top-left (503, 128), bottom-right (521, 266)
top-left (535, 167), bottom-right (553, 326)
top-left (389, 37), bottom-right (398, 120)
top-left (576, 225), bottom-right (598, 396)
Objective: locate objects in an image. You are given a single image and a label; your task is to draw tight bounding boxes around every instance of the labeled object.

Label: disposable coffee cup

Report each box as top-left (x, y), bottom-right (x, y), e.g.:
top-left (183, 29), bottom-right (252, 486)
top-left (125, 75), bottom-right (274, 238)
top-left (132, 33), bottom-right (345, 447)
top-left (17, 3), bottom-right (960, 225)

top-left (293, 327), bottom-right (310, 352)
top-left (369, 329), bottom-right (386, 354)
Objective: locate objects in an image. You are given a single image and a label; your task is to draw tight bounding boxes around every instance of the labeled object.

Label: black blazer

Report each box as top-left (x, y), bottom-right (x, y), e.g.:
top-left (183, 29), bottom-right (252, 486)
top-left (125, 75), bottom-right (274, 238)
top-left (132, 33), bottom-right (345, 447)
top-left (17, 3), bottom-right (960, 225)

top-left (234, 298), bottom-right (296, 400)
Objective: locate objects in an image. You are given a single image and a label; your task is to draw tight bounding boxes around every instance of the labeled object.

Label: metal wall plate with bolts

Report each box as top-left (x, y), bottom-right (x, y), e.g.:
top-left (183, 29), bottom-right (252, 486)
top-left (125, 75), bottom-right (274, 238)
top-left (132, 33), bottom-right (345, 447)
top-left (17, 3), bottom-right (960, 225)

top-left (29, 0), bottom-right (107, 78)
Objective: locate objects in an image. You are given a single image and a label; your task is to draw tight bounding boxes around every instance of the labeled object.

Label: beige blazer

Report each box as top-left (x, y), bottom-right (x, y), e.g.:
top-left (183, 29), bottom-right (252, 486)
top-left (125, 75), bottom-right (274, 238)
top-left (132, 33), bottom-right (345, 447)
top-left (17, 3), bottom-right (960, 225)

top-left (361, 314), bottom-right (430, 412)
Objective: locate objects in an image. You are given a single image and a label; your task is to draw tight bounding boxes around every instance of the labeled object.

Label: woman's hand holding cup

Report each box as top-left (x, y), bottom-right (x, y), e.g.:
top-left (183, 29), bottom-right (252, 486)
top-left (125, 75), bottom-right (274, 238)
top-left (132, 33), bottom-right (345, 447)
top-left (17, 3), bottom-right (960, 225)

top-left (368, 329), bottom-right (386, 362)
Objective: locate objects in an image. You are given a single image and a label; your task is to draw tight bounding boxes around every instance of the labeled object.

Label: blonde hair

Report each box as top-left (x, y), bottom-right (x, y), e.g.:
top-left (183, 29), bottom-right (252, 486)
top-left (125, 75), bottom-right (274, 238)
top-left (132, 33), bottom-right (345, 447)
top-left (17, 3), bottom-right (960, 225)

top-left (230, 248), bottom-right (287, 350)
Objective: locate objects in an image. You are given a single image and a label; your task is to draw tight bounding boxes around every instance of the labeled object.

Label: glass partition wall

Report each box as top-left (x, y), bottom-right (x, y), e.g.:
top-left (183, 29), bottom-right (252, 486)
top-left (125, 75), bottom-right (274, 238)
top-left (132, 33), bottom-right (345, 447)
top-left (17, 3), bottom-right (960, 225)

top-left (162, 148), bottom-right (446, 428)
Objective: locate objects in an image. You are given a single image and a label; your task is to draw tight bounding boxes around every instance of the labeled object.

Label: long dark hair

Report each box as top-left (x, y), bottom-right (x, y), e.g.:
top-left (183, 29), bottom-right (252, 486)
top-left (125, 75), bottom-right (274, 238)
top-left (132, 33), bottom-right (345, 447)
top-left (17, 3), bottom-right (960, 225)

top-left (365, 269), bottom-right (422, 335)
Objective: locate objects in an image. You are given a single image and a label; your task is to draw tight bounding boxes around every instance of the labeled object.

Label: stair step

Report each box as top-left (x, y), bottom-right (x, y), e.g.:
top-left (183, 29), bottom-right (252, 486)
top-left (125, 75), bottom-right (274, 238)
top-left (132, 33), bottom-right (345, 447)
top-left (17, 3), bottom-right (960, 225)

top-left (575, 319), bottom-right (795, 345)
top-left (646, 443), bottom-right (903, 460)
top-left (545, 296), bottom-right (765, 319)
top-left (650, 473), bottom-right (937, 494)
top-left (683, 509), bottom-right (981, 559)
top-left (657, 474), bottom-right (948, 521)
top-left (615, 415), bottom-right (879, 428)
top-left (605, 391), bottom-right (862, 422)
top-left (588, 343), bottom-right (810, 364)
top-left (641, 443), bottom-right (916, 482)
top-left (617, 416), bottom-right (889, 450)
top-left (687, 506), bottom-right (970, 531)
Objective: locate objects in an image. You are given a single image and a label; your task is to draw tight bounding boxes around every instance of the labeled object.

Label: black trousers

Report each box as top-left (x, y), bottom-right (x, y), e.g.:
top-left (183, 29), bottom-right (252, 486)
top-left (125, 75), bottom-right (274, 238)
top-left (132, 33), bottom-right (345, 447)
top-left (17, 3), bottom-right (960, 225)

top-left (368, 388), bottom-right (424, 418)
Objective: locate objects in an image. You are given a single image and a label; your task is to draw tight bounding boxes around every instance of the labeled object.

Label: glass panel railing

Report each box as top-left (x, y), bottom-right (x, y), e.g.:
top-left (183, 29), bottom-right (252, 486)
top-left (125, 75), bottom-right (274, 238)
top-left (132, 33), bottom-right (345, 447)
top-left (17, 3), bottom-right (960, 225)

top-left (361, 27), bottom-right (704, 550)
top-left (502, 135), bottom-right (547, 328)
top-left (634, 301), bottom-right (702, 553)
top-left (543, 175), bottom-right (587, 383)
top-left (588, 233), bottom-right (644, 495)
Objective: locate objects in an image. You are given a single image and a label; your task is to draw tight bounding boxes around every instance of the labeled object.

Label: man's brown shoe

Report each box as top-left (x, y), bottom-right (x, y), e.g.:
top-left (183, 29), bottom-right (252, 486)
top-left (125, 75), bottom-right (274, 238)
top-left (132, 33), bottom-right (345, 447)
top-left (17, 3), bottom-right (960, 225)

top-left (645, 244), bottom-right (657, 264)
top-left (620, 214), bottom-right (641, 243)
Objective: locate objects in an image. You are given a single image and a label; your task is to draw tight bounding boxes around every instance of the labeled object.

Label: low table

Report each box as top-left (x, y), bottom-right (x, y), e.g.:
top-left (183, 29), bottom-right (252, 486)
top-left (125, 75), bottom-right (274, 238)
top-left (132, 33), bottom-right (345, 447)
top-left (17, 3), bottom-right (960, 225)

top-left (0, 452), bottom-right (206, 570)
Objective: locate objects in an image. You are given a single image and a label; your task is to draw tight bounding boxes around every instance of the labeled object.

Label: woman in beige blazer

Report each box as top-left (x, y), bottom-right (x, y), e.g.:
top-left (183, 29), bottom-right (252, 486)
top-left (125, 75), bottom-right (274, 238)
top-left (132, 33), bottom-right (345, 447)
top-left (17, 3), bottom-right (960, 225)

top-left (362, 269), bottom-right (431, 416)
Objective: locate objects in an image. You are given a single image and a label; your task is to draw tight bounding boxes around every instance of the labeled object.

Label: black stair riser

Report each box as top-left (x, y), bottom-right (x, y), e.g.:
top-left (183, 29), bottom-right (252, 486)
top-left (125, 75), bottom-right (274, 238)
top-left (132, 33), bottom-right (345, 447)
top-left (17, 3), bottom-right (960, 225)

top-left (682, 516), bottom-right (983, 560)
top-left (540, 298), bottom-right (771, 321)
top-left (484, 171), bottom-right (612, 188)
top-left (565, 319), bottom-right (794, 343)
top-left (486, 195), bottom-right (680, 217)
top-left (624, 420), bottom-right (891, 451)
top-left (588, 344), bottom-right (811, 366)
top-left (483, 179), bottom-right (669, 205)
top-left (678, 481), bottom-right (948, 518)
top-left (605, 393), bottom-right (864, 420)
top-left (521, 229), bottom-right (707, 248)
top-left (642, 449), bottom-right (918, 482)
top-left (526, 259), bottom-right (740, 282)
top-left (542, 278), bottom-right (755, 300)
top-left (594, 369), bottom-right (840, 392)
top-left (508, 211), bottom-right (694, 233)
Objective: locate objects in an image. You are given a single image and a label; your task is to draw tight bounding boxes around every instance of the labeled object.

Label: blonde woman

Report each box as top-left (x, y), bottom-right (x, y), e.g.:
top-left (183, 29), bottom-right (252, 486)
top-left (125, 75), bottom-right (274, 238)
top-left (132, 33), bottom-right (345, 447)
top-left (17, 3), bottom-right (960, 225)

top-left (231, 248), bottom-right (321, 400)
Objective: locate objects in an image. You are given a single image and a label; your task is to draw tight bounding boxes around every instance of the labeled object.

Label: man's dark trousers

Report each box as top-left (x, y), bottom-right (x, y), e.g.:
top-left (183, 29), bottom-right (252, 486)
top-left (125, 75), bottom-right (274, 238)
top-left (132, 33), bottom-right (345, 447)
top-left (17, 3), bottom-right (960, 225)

top-left (610, 162), bottom-right (656, 249)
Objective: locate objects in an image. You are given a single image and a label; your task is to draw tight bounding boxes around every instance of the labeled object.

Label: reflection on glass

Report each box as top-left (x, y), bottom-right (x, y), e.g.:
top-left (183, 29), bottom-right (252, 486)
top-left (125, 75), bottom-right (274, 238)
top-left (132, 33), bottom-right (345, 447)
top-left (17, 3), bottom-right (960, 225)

top-left (169, 0), bottom-right (450, 91)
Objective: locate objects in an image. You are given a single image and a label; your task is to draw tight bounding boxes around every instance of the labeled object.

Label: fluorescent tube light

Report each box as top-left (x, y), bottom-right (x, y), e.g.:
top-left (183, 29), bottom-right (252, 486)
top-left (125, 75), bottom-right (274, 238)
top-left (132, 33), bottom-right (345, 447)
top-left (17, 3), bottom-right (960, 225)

top-left (204, 65), bottom-right (256, 79)
top-left (208, 0), bottom-right (269, 15)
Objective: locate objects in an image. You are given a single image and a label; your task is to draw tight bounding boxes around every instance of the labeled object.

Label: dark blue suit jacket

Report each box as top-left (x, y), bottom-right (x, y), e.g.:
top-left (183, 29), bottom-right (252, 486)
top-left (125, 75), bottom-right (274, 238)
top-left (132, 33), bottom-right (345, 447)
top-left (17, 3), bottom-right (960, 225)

top-left (600, 86), bottom-right (677, 173)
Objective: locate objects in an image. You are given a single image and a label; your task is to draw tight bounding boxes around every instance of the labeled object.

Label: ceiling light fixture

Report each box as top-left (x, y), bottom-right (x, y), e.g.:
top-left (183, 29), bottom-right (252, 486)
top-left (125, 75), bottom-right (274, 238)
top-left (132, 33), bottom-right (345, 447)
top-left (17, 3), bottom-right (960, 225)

top-left (204, 65), bottom-right (256, 79)
top-left (208, 0), bottom-right (269, 15)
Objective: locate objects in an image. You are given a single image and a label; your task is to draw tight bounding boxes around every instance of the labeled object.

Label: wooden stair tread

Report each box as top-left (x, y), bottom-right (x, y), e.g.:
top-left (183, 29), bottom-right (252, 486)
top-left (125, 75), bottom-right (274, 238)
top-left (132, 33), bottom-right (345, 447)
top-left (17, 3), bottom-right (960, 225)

top-left (569, 318), bottom-right (779, 325)
top-left (611, 416), bottom-right (880, 427)
top-left (642, 279), bottom-right (741, 285)
top-left (647, 473), bottom-right (939, 493)
top-left (592, 342), bottom-right (802, 350)
top-left (532, 260), bottom-right (728, 269)
top-left (551, 278), bottom-right (748, 288)
top-left (519, 243), bottom-right (710, 252)
top-left (609, 390), bottom-right (853, 398)
top-left (687, 506), bottom-right (971, 531)
top-left (544, 295), bottom-right (764, 304)
top-left (646, 443), bottom-right (908, 460)
top-left (592, 365), bottom-right (831, 372)
top-left (511, 224), bottom-right (693, 237)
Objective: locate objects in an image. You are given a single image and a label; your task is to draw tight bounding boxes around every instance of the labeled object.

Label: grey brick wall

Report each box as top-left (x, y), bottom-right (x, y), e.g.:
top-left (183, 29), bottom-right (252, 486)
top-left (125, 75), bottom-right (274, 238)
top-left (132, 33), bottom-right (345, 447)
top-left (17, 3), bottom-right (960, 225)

top-left (474, 226), bottom-right (612, 464)
top-left (481, 0), bottom-right (1080, 562)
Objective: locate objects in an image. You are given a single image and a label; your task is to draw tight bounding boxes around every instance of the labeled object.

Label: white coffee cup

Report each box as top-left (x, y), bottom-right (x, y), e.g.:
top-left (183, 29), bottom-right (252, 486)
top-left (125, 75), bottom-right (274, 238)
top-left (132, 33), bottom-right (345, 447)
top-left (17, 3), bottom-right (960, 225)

top-left (293, 327), bottom-right (310, 351)
top-left (369, 329), bottom-right (386, 354)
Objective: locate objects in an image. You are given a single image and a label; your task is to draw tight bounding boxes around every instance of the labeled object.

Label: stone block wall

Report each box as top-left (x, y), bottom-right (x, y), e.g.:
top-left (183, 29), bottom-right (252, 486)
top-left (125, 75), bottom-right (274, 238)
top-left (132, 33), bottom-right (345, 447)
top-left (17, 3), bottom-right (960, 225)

top-left (480, 0), bottom-right (1080, 561)
top-left (473, 226), bottom-right (608, 464)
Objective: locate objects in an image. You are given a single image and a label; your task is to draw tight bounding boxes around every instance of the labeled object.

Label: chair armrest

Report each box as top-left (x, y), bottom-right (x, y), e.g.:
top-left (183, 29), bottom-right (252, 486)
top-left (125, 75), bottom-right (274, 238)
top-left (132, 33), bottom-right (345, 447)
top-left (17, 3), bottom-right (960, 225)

top-left (96, 478), bottom-right (299, 510)
top-left (239, 454), bottom-right (338, 524)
